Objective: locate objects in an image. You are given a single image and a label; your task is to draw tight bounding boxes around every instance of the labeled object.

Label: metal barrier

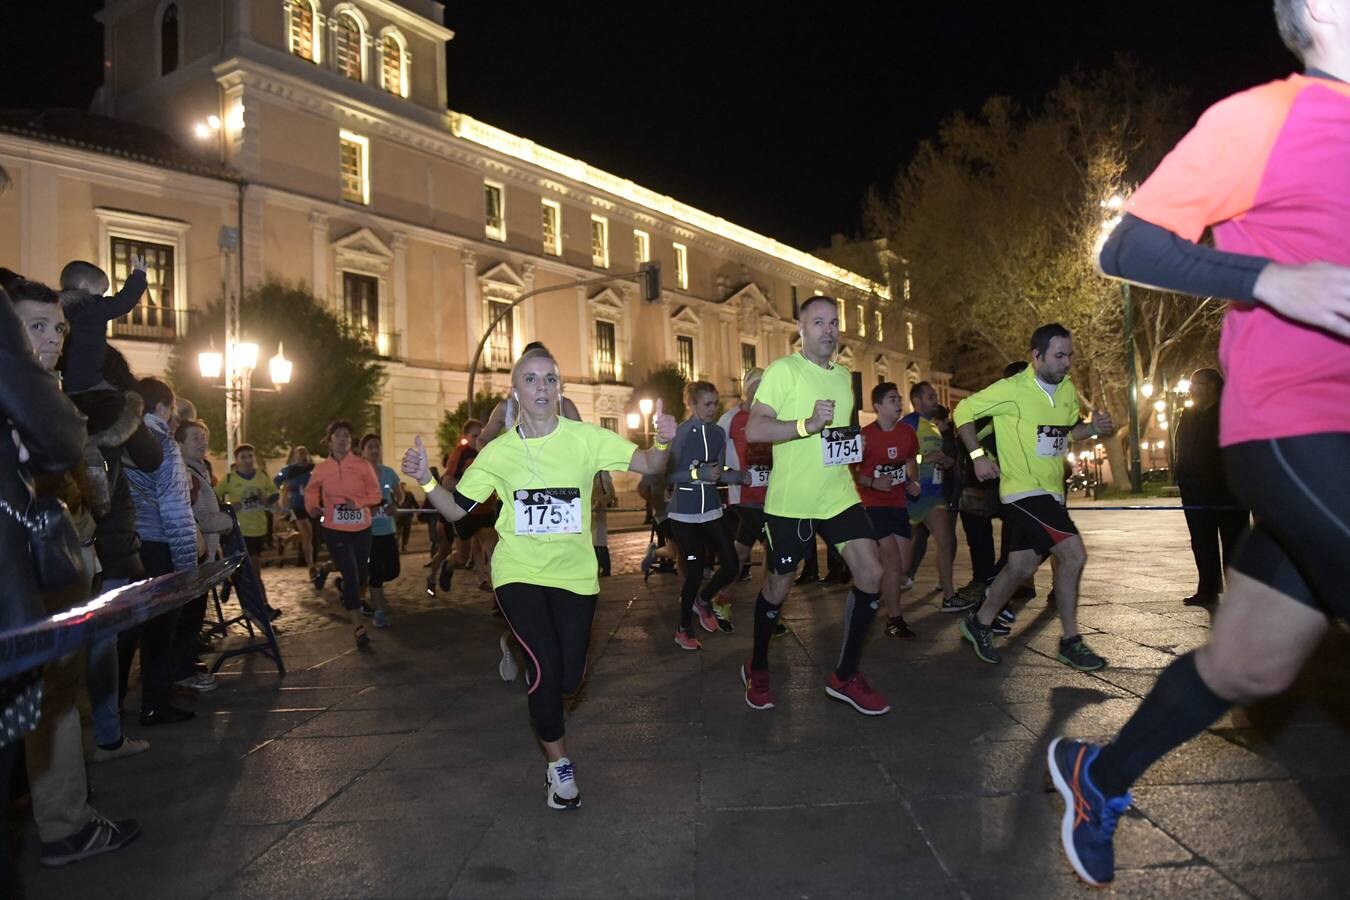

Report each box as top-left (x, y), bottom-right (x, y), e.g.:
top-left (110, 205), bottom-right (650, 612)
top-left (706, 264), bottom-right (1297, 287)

top-left (0, 557), bottom-right (241, 682)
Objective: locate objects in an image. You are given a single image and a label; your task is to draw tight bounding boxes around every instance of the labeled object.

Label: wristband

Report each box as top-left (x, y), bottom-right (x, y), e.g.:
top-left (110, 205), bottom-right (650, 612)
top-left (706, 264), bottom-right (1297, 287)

top-left (420, 476), bottom-right (439, 494)
top-left (796, 418), bottom-right (809, 438)
top-left (690, 466), bottom-right (699, 482)
top-left (652, 437), bottom-right (669, 451)
top-left (968, 447), bottom-right (985, 460)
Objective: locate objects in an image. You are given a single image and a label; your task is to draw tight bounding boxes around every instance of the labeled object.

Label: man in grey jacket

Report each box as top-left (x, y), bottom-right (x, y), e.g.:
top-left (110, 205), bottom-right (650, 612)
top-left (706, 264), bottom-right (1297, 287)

top-left (123, 377), bottom-right (198, 726)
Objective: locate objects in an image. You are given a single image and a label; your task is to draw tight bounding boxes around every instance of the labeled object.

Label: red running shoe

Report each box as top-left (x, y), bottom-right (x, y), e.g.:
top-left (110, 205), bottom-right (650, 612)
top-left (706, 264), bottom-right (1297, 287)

top-left (741, 662), bottom-right (774, 710)
top-left (694, 599), bottom-right (718, 634)
top-left (674, 629), bottom-right (702, 651)
top-left (825, 671), bottom-right (891, 716)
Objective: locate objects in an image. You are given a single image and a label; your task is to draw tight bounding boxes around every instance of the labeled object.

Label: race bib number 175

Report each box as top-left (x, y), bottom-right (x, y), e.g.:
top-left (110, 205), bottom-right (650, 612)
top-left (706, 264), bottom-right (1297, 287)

top-left (513, 488), bottom-right (583, 535)
top-left (821, 426), bottom-right (862, 467)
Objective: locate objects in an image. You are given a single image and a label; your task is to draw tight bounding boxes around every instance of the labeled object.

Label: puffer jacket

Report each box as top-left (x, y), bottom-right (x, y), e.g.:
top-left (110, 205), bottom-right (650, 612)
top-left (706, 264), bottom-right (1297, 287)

top-left (664, 417), bottom-right (737, 521)
top-left (126, 413), bottom-right (198, 573)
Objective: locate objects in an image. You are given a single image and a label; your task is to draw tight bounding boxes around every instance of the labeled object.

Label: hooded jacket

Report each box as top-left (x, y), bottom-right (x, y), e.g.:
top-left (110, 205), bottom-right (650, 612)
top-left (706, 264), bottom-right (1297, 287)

top-left (126, 413), bottom-right (198, 573)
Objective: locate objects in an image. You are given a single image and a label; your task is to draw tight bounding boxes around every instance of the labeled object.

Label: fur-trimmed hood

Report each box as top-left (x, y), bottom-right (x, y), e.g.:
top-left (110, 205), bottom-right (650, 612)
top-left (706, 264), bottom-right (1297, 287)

top-left (71, 389), bottom-right (144, 449)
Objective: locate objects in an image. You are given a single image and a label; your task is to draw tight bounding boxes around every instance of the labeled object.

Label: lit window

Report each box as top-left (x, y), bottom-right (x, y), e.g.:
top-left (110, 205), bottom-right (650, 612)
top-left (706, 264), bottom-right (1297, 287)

top-left (904, 277), bottom-right (911, 301)
top-left (633, 229), bottom-right (650, 264)
top-left (380, 31), bottom-right (409, 97)
top-left (857, 304), bottom-right (866, 336)
top-left (591, 215), bottom-right (609, 268)
top-left (838, 298), bottom-right (846, 331)
top-left (334, 12), bottom-right (364, 81)
top-left (875, 310), bottom-right (883, 342)
top-left (339, 130), bottom-right (369, 205)
top-left (595, 320), bottom-right (617, 382)
top-left (160, 4), bottom-right (179, 75)
top-left (109, 237), bottom-right (179, 341)
top-left (484, 182), bottom-right (505, 241)
top-left (541, 200), bottom-right (561, 256)
top-left (741, 342), bottom-right (757, 376)
top-left (673, 243), bottom-right (688, 290)
top-left (487, 299), bottom-right (515, 369)
top-left (342, 271), bottom-right (379, 336)
top-left (906, 321), bottom-right (915, 351)
top-left (676, 335), bottom-right (695, 380)
top-left (600, 416), bottom-right (619, 433)
top-left (287, 0), bottom-right (320, 63)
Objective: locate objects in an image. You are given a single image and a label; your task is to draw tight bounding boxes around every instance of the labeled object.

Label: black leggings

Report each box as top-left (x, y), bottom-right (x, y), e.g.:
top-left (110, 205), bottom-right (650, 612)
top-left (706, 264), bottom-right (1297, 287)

top-left (496, 583), bottom-right (598, 743)
top-left (323, 527), bottom-right (371, 611)
top-left (670, 518), bottom-right (739, 633)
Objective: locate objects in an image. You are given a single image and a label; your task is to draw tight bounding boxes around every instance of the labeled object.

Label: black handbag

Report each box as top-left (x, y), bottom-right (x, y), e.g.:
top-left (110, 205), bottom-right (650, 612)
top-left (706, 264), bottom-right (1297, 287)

top-left (0, 471), bottom-right (86, 591)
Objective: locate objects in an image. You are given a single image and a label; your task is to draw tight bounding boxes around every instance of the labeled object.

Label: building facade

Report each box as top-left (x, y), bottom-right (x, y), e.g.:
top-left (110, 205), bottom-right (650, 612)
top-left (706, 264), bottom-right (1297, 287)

top-left (1, 0), bottom-right (944, 461)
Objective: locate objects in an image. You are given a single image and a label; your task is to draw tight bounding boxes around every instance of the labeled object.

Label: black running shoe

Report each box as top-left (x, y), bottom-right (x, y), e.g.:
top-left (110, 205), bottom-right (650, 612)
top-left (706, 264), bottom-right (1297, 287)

top-left (311, 566), bottom-right (328, 591)
top-left (1058, 635), bottom-right (1107, 671)
top-left (885, 617), bottom-right (916, 639)
top-left (40, 814), bottom-right (141, 867)
top-left (438, 560), bottom-right (454, 592)
top-left (959, 612), bottom-right (1001, 664)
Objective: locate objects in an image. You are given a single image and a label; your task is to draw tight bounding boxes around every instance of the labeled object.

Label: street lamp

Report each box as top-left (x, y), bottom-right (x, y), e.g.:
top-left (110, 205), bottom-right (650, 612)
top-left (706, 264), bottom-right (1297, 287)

top-left (198, 338), bottom-right (293, 456)
top-left (1101, 191), bottom-right (1142, 493)
top-left (633, 397), bottom-right (655, 443)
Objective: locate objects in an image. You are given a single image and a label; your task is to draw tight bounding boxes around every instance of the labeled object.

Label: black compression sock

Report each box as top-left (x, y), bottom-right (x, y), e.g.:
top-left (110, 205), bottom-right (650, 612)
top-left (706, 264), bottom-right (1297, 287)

top-left (836, 588), bottom-right (880, 679)
top-left (1090, 651), bottom-right (1230, 798)
top-left (751, 593), bottom-right (777, 671)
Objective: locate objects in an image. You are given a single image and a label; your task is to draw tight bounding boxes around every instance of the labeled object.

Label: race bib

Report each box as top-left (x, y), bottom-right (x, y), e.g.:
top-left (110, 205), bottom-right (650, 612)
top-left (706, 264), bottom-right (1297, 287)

top-left (513, 488), bottom-right (582, 535)
top-left (873, 464), bottom-right (906, 484)
top-left (932, 466), bottom-right (944, 486)
top-left (332, 504), bottom-right (366, 525)
top-left (821, 426), bottom-right (862, 467)
top-left (1036, 425), bottom-right (1072, 458)
top-left (747, 465), bottom-right (770, 488)
top-left (241, 494), bottom-right (262, 511)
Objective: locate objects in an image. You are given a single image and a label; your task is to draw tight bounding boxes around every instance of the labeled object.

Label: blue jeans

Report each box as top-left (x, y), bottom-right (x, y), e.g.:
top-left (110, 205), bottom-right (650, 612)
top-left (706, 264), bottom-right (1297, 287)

top-left (86, 578), bottom-right (127, 747)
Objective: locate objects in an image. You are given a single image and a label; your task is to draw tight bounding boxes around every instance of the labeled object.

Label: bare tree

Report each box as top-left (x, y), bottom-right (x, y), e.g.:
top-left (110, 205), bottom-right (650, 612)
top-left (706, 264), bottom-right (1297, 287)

top-left (866, 58), bottom-right (1224, 485)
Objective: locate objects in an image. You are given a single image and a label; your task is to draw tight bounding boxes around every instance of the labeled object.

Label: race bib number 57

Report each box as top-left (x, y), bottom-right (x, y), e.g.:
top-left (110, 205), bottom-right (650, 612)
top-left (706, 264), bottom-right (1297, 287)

top-left (821, 426), bottom-right (862, 467)
top-left (513, 488), bottom-right (583, 535)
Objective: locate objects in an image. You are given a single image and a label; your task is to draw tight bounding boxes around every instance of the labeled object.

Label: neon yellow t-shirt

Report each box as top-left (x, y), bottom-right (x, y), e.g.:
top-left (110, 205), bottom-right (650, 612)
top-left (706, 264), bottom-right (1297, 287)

top-left (456, 418), bottom-right (638, 595)
top-left (952, 366), bottom-right (1081, 501)
top-left (216, 469), bottom-right (275, 537)
top-left (754, 352), bottom-right (860, 520)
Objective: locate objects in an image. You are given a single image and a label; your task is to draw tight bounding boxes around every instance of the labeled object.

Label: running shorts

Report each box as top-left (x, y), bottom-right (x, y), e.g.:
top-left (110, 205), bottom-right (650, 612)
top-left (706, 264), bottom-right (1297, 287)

top-left (368, 532), bottom-right (401, 588)
top-left (1226, 434), bottom-right (1349, 619)
top-left (866, 506), bottom-right (913, 541)
top-left (907, 493), bottom-right (942, 526)
top-left (763, 504), bottom-right (874, 575)
top-left (1003, 494), bottom-right (1078, 558)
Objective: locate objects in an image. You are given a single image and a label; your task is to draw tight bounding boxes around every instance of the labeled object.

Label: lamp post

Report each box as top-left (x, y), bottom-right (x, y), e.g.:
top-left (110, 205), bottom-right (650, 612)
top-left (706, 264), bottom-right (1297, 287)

top-left (1100, 193), bottom-right (1142, 494)
top-left (199, 339), bottom-right (292, 458)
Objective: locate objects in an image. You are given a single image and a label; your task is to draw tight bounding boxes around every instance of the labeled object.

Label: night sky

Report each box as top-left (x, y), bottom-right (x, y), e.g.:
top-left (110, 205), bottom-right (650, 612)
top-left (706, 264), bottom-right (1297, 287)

top-left (2, 1), bottom-right (1295, 251)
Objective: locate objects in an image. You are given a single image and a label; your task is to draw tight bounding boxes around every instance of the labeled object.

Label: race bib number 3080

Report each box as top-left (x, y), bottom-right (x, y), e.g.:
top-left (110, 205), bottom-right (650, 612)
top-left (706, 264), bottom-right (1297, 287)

top-left (821, 426), bottom-right (862, 467)
top-left (1036, 425), bottom-right (1072, 458)
top-left (332, 505), bottom-right (365, 525)
top-left (513, 488), bottom-right (583, 535)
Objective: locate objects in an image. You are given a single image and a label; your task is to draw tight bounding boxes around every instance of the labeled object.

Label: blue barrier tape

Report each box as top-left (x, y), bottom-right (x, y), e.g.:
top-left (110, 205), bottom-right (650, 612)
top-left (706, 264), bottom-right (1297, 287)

top-left (1066, 505), bottom-right (1244, 512)
top-left (0, 556), bottom-right (241, 682)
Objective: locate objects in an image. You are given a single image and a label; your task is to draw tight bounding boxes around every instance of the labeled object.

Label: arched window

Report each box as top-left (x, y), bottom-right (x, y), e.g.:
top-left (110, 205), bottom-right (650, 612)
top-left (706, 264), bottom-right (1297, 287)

top-left (160, 3), bottom-right (179, 75)
top-left (380, 30), bottom-right (408, 97)
top-left (333, 11), bottom-right (364, 81)
top-left (288, 0), bottom-right (321, 63)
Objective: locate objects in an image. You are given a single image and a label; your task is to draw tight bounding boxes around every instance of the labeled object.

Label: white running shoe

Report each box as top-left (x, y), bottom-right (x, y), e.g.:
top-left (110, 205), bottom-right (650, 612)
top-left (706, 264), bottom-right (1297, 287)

top-left (498, 633), bottom-right (519, 683)
top-left (546, 758), bottom-right (581, 810)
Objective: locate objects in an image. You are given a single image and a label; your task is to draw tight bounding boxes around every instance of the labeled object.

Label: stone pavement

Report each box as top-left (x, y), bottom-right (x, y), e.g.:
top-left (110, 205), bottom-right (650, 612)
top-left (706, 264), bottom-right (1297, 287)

top-left (15, 507), bottom-right (1350, 898)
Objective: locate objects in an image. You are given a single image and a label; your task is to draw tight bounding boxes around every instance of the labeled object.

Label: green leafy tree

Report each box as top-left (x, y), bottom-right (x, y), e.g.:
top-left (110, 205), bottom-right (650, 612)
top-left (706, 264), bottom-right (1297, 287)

top-left (167, 280), bottom-right (386, 459)
top-left (436, 392), bottom-right (506, 462)
top-left (865, 58), bottom-right (1223, 485)
top-left (632, 363), bottom-right (687, 427)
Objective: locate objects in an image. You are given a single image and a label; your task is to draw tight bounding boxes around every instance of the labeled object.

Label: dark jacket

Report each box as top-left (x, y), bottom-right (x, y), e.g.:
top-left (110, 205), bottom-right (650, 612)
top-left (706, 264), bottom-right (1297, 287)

top-left (1174, 403), bottom-right (1233, 501)
top-left (70, 389), bottom-right (161, 580)
top-left (665, 417), bottom-right (737, 521)
top-left (0, 296), bottom-right (86, 632)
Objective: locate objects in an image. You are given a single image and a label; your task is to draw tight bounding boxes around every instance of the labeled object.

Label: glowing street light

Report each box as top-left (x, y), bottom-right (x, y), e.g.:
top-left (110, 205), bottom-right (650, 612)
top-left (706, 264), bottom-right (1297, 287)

top-left (1153, 399), bottom-right (1167, 413)
top-left (269, 343), bottom-right (293, 386)
top-left (1141, 382), bottom-right (1155, 399)
top-left (638, 397), bottom-right (653, 418)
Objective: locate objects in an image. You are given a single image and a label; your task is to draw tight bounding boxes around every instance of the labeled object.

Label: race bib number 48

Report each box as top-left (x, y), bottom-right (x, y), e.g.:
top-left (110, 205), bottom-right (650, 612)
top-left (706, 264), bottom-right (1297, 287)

top-left (1036, 425), bottom-right (1072, 458)
top-left (821, 426), bottom-right (862, 467)
top-left (513, 488), bottom-right (583, 535)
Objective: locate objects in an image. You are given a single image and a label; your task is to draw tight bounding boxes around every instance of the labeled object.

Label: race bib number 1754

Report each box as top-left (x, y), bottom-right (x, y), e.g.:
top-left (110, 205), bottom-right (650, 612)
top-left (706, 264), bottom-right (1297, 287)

top-left (821, 426), bottom-right (862, 467)
top-left (513, 488), bottom-right (583, 535)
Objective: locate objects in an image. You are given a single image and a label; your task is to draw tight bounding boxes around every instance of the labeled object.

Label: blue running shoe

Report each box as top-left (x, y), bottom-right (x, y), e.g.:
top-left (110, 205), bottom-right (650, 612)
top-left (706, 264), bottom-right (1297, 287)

top-left (1047, 737), bottom-right (1132, 886)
